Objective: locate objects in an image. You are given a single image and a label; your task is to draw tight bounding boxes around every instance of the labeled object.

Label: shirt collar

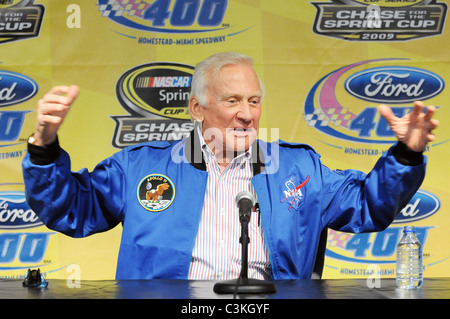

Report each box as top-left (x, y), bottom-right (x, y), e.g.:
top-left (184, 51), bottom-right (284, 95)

top-left (195, 122), bottom-right (253, 167)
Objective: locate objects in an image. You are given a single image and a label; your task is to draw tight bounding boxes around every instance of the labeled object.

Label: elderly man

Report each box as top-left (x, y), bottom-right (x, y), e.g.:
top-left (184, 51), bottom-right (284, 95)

top-left (22, 52), bottom-right (438, 280)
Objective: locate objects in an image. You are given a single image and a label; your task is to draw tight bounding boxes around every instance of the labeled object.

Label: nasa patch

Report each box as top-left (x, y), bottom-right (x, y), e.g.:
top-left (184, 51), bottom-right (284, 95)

top-left (137, 174), bottom-right (175, 212)
top-left (280, 175), bottom-right (309, 211)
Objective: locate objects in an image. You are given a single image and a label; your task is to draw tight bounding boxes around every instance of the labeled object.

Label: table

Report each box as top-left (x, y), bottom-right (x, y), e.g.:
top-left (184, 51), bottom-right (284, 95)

top-left (1, 278), bottom-right (448, 317)
top-left (1, 278), bottom-right (449, 299)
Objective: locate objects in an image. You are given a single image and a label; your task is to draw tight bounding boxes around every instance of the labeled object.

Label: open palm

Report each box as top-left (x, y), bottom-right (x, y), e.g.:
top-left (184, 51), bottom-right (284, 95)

top-left (378, 101), bottom-right (439, 152)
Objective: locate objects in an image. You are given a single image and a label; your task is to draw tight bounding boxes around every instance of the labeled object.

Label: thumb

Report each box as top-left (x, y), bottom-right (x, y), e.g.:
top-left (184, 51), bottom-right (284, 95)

top-left (378, 104), bottom-right (397, 125)
top-left (65, 85), bottom-right (80, 105)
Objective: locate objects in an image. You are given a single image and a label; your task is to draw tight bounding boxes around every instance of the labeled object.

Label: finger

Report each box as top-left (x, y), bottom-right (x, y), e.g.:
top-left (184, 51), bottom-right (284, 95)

top-left (426, 119), bottom-right (439, 133)
top-left (429, 118), bottom-right (439, 129)
top-left (38, 99), bottom-right (70, 115)
top-left (66, 85), bottom-right (79, 104)
top-left (424, 105), bottom-right (436, 121)
top-left (37, 98), bottom-right (49, 115)
top-left (48, 85), bottom-right (71, 95)
top-left (414, 100), bottom-right (424, 108)
top-left (378, 104), bottom-right (397, 124)
top-left (46, 85), bottom-right (79, 106)
top-left (410, 101), bottom-right (424, 118)
top-left (42, 92), bottom-right (70, 106)
top-left (427, 133), bottom-right (436, 143)
top-left (38, 113), bottom-right (65, 126)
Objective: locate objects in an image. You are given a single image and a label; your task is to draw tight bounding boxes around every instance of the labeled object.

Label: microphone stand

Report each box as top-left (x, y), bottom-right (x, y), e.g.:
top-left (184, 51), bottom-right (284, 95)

top-left (213, 215), bottom-right (277, 294)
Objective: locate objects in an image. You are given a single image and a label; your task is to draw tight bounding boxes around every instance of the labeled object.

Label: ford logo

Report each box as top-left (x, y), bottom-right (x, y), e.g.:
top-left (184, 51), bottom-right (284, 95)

top-left (0, 192), bottom-right (42, 229)
top-left (345, 66), bottom-right (444, 104)
top-left (394, 190), bottom-right (441, 223)
top-left (0, 71), bottom-right (38, 107)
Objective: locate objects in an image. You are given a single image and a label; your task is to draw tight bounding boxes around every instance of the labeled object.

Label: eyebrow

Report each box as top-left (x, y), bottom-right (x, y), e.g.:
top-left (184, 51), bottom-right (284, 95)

top-left (220, 93), bottom-right (262, 100)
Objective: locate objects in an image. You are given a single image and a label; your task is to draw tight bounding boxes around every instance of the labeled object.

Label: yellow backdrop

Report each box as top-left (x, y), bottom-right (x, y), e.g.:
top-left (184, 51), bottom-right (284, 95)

top-left (0, 0), bottom-right (448, 280)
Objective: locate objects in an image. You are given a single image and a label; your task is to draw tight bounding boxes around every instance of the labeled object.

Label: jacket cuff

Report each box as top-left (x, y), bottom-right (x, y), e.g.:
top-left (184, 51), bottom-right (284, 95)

top-left (392, 141), bottom-right (424, 166)
top-left (27, 135), bottom-right (60, 165)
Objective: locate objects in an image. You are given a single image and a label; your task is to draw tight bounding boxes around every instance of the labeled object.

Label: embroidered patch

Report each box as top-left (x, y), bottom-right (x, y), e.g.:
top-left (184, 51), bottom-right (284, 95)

top-left (137, 174), bottom-right (175, 212)
top-left (280, 175), bottom-right (309, 211)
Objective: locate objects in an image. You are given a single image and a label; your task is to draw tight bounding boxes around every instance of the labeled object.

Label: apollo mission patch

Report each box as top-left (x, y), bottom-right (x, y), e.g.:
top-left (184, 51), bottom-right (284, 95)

top-left (137, 174), bottom-right (175, 212)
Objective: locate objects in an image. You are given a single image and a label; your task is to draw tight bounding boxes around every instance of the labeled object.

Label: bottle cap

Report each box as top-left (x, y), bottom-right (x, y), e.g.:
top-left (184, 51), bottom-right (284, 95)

top-left (403, 226), bottom-right (415, 233)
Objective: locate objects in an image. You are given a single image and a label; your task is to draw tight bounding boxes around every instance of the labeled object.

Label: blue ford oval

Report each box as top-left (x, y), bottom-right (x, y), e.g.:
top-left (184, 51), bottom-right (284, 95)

top-left (345, 66), bottom-right (444, 104)
top-left (0, 192), bottom-right (42, 229)
top-left (0, 71), bottom-right (38, 107)
top-left (394, 190), bottom-right (441, 223)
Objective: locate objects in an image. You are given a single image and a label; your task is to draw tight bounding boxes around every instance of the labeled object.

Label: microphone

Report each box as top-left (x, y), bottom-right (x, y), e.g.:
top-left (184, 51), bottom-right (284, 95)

top-left (236, 191), bottom-right (256, 224)
top-left (213, 191), bottom-right (276, 295)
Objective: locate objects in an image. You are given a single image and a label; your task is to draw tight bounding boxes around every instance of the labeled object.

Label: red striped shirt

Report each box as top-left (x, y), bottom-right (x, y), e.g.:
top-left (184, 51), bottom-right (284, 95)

top-left (188, 130), bottom-right (271, 280)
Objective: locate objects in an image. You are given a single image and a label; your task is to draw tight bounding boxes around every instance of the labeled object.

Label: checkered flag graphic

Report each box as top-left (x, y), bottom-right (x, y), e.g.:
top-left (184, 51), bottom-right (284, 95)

top-left (327, 230), bottom-right (352, 249)
top-left (98, 0), bottom-right (149, 18)
top-left (305, 107), bottom-right (355, 128)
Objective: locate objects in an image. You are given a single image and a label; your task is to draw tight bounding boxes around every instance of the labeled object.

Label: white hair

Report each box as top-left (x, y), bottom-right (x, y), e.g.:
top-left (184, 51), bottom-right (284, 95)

top-left (189, 52), bottom-right (265, 108)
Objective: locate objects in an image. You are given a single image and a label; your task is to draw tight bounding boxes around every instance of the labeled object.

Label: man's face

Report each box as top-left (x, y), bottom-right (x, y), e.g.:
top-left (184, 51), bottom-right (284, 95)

top-left (198, 63), bottom-right (262, 157)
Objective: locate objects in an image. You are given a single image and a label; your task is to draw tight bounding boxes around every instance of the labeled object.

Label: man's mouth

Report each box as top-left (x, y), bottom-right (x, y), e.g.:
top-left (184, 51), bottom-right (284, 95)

top-left (231, 128), bottom-right (252, 136)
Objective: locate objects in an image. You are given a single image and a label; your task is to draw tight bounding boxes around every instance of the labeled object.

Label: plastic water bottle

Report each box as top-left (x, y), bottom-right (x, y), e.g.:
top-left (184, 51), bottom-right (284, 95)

top-left (396, 226), bottom-right (423, 289)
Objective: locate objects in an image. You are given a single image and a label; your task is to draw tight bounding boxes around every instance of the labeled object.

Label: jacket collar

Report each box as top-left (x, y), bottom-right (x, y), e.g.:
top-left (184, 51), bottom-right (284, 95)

top-left (184, 126), bottom-right (265, 175)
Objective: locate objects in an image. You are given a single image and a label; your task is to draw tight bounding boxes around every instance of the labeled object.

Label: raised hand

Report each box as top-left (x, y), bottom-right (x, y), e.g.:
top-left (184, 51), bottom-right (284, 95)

top-left (32, 85), bottom-right (79, 146)
top-left (378, 101), bottom-right (439, 152)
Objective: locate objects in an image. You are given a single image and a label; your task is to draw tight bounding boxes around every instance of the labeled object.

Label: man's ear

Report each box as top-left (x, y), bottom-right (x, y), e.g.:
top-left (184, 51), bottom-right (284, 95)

top-left (188, 97), bottom-right (204, 122)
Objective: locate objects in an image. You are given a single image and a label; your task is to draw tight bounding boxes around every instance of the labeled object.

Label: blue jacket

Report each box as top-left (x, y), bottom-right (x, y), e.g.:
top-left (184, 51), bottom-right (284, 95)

top-left (22, 133), bottom-right (426, 279)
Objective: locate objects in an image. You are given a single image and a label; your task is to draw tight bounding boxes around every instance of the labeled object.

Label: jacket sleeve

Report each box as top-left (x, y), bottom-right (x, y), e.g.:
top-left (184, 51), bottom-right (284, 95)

top-left (22, 147), bottom-right (126, 238)
top-left (319, 143), bottom-right (426, 233)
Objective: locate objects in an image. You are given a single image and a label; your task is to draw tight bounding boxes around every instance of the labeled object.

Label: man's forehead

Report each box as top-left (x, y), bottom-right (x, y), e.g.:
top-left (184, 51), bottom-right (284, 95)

top-left (205, 63), bottom-right (261, 98)
top-left (215, 64), bottom-right (259, 83)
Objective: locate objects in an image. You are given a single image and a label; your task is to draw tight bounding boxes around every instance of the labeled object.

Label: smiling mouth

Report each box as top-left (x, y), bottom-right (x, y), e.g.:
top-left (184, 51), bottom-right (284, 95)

top-left (231, 127), bottom-right (255, 137)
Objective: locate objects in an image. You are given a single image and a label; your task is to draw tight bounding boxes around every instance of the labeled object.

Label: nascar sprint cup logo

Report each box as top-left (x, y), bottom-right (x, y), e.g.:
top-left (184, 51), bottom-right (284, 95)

top-left (312, 0), bottom-right (448, 41)
top-left (304, 58), bottom-right (444, 146)
top-left (112, 62), bottom-right (194, 148)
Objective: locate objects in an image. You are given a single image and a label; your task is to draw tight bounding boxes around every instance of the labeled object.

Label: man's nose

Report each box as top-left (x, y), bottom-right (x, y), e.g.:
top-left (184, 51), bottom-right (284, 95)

top-left (237, 103), bottom-right (253, 122)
